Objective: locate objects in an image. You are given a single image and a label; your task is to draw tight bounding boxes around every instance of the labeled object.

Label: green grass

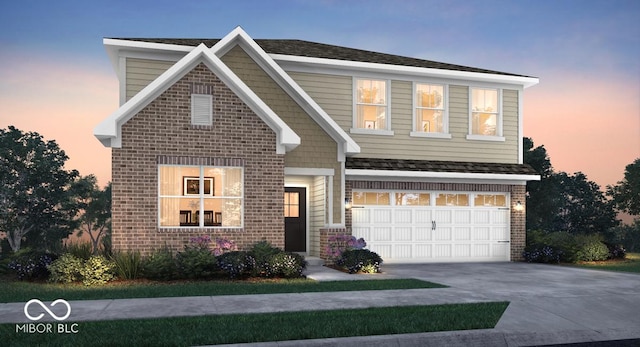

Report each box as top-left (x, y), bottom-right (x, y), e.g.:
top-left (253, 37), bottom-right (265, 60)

top-left (0, 278), bottom-right (445, 303)
top-left (574, 252), bottom-right (640, 273)
top-left (1, 302), bottom-right (508, 347)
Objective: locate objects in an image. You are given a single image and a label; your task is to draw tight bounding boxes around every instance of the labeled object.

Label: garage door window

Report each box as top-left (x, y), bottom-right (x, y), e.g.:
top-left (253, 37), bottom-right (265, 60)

top-left (435, 193), bottom-right (469, 206)
top-left (474, 194), bottom-right (506, 207)
top-left (352, 191), bottom-right (391, 205)
top-left (395, 192), bottom-right (430, 206)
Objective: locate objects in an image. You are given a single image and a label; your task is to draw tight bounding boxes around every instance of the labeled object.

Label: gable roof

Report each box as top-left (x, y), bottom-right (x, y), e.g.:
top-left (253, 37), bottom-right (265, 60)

top-left (93, 42), bottom-right (300, 153)
top-left (108, 38), bottom-right (532, 79)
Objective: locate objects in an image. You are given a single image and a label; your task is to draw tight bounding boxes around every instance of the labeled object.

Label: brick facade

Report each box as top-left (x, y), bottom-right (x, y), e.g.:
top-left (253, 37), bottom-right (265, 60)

top-left (343, 180), bottom-right (527, 262)
top-left (111, 63), bottom-right (285, 255)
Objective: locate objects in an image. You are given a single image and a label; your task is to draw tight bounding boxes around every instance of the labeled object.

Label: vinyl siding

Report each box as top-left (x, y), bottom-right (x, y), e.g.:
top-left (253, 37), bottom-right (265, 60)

top-left (125, 58), bottom-right (174, 101)
top-left (288, 71), bottom-right (519, 164)
top-left (220, 46), bottom-right (343, 224)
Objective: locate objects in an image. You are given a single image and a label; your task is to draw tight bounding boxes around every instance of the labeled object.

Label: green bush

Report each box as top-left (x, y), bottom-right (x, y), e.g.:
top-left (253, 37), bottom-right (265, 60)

top-left (575, 234), bottom-right (609, 262)
top-left (80, 255), bottom-right (116, 286)
top-left (111, 251), bottom-right (143, 280)
top-left (176, 246), bottom-right (218, 279)
top-left (336, 249), bottom-right (382, 274)
top-left (217, 251), bottom-right (255, 279)
top-left (8, 249), bottom-right (57, 281)
top-left (249, 241), bottom-right (282, 277)
top-left (47, 253), bottom-right (83, 283)
top-left (142, 247), bottom-right (177, 281)
top-left (267, 252), bottom-right (307, 278)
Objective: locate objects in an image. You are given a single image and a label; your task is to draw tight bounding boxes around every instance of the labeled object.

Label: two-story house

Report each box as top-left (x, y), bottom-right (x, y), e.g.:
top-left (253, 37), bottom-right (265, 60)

top-left (94, 27), bottom-right (539, 263)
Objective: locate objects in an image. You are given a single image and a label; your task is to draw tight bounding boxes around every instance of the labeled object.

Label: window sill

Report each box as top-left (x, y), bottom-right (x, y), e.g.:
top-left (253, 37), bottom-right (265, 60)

top-left (350, 128), bottom-right (395, 136)
top-left (466, 134), bottom-right (505, 142)
top-left (410, 132), bottom-right (452, 139)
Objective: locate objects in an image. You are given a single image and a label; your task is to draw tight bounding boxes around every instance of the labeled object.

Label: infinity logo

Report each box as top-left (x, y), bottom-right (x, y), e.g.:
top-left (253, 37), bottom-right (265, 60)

top-left (24, 299), bottom-right (71, 321)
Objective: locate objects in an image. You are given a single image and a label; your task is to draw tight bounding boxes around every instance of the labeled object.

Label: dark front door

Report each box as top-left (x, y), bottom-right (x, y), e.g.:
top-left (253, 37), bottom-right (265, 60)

top-left (284, 187), bottom-right (306, 252)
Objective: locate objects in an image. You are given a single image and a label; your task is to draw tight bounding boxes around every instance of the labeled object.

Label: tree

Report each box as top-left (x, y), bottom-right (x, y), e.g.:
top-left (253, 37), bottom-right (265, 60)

top-left (524, 137), bottom-right (560, 231)
top-left (71, 175), bottom-right (112, 254)
top-left (0, 126), bottom-right (79, 252)
top-left (608, 158), bottom-right (640, 216)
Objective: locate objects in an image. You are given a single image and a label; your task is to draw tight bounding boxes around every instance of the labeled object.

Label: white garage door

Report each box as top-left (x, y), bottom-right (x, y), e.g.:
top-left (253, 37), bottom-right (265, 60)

top-left (351, 191), bottom-right (510, 263)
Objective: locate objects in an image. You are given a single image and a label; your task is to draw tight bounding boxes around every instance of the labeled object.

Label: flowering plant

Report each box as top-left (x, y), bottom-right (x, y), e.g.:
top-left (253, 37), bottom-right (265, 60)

top-left (189, 235), bottom-right (212, 250)
top-left (213, 237), bottom-right (238, 256)
top-left (325, 234), bottom-right (366, 261)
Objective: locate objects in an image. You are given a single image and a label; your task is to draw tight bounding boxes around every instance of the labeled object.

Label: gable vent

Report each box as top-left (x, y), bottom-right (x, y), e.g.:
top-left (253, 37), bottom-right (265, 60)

top-left (191, 94), bottom-right (212, 126)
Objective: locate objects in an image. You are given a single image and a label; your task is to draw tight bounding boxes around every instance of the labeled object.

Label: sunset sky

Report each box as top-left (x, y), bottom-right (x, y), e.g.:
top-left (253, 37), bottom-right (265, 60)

top-left (1, 0), bottom-right (638, 191)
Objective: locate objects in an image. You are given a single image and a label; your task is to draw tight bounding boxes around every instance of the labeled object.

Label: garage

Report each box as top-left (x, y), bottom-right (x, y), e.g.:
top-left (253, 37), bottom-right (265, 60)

top-left (351, 190), bottom-right (511, 263)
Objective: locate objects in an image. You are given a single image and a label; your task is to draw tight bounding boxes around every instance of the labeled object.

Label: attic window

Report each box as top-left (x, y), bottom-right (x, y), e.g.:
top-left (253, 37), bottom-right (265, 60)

top-left (191, 94), bottom-right (212, 126)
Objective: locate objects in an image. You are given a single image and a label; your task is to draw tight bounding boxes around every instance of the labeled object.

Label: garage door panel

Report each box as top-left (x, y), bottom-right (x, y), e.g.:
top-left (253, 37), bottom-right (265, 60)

top-left (475, 227), bottom-right (490, 241)
top-left (393, 244), bottom-right (412, 258)
top-left (415, 209), bottom-right (432, 223)
top-left (493, 210), bottom-right (509, 223)
top-left (454, 210), bottom-right (471, 224)
top-left (352, 209), bottom-right (370, 224)
top-left (352, 227), bottom-right (369, 241)
top-left (493, 243), bottom-right (509, 258)
top-left (394, 209), bottom-right (412, 224)
top-left (473, 244), bottom-right (491, 257)
top-left (435, 210), bottom-right (452, 223)
top-left (454, 227), bottom-right (471, 240)
top-left (414, 244), bottom-right (431, 258)
top-left (474, 210), bottom-right (491, 224)
top-left (415, 227), bottom-right (432, 241)
top-left (373, 227), bottom-right (392, 242)
top-left (492, 227), bottom-right (509, 241)
top-left (454, 244), bottom-right (471, 257)
top-left (434, 244), bottom-right (452, 258)
top-left (373, 244), bottom-right (392, 259)
top-left (394, 227), bottom-right (412, 241)
top-left (373, 209), bottom-right (392, 223)
top-left (435, 227), bottom-right (452, 241)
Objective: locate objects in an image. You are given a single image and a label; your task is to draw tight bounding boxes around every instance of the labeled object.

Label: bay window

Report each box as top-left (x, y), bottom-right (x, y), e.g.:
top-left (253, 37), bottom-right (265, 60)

top-left (159, 165), bottom-right (243, 228)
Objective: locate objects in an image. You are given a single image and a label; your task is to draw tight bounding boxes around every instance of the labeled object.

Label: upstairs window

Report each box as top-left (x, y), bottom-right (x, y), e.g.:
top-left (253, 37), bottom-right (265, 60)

top-left (415, 84), bottom-right (445, 133)
top-left (353, 79), bottom-right (390, 133)
top-left (191, 94), bottom-right (212, 126)
top-left (469, 88), bottom-right (502, 139)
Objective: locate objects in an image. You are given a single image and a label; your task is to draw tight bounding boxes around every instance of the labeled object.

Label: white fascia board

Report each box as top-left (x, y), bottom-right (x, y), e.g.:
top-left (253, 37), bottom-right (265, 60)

top-left (345, 169), bottom-right (540, 183)
top-left (210, 27), bottom-right (360, 156)
top-left (94, 43), bottom-right (300, 152)
top-left (272, 54), bottom-right (540, 89)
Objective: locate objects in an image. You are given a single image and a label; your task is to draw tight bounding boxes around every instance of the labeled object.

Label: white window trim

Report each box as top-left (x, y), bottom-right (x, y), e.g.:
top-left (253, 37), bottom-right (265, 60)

top-left (351, 77), bottom-right (393, 135)
top-left (158, 164), bottom-right (244, 229)
top-left (351, 189), bottom-right (509, 208)
top-left (191, 94), bottom-right (213, 126)
top-left (410, 83), bottom-right (451, 139)
top-left (467, 87), bottom-right (505, 141)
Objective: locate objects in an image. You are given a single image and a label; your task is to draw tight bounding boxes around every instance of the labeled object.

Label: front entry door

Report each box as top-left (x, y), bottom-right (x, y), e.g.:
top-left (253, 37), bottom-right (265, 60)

top-left (284, 187), bottom-right (306, 252)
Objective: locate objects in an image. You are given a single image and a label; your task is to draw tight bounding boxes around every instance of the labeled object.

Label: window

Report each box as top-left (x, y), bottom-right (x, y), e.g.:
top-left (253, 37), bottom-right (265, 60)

top-left (395, 192), bottom-right (430, 206)
top-left (191, 94), bottom-right (212, 126)
top-left (412, 83), bottom-right (449, 137)
top-left (352, 191), bottom-right (391, 206)
top-left (469, 88), bottom-right (503, 140)
top-left (353, 79), bottom-right (390, 133)
top-left (435, 193), bottom-right (469, 206)
top-left (159, 165), bottom-right (243, 228)
top-left (284, 192), bottom-right (300, 217)
top-left (474, 194), bottom-right (507, 207)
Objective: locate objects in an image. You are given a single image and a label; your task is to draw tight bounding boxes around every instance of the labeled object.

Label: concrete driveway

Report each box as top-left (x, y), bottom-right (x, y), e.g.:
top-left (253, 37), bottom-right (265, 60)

top-left (381, 262), bottom-right (640, 344)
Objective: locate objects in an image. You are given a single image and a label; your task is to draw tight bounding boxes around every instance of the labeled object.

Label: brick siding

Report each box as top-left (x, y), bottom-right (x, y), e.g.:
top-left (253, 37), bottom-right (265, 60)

top-left (111, 63), bottom-right (285, 255)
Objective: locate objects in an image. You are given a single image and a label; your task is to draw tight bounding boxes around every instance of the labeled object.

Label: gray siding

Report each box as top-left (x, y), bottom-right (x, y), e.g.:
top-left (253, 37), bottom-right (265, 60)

top-left (288, 71), bottom-right (519, 164)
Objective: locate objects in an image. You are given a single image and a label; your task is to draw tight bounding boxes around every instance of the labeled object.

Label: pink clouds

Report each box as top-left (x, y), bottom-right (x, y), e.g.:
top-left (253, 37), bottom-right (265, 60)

top-left (524, 72), bottom-right (640, 188)
top-left (0, 55), bottom-right (117, 187)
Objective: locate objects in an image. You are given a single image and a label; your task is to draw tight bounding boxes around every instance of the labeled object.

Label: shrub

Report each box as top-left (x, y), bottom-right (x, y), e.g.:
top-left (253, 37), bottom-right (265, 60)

top-left (63, 241), bottom-right (93, 260)
top-left (80, 255), bottom-right (116, 286)
top-left (325, 235), bottom-right (366, 261)
top-left (574, 234), bottom-right (609, 262)
top-left (267, 252), bottom-right (307, 278)
top-left (47, 253), bottom-right (84, 283)
top-left (249, 241), bottom-right (282, 277)
top-left (176, 247), bottom-right (217, 279)
top-left (217, 251), bottom-right (255, 279)
top-left (336, 249), bottom-right (382, 274)
top-left (605, 242), bottom-right (626, 260)
top-left (522, 246), bottom-right (562, 263)
top-left (111, 251), bottom-right (143, 280)
top-left (142, 246), bottom-right (177, 281)
top-left (8, 249), bottom-right (57, 281)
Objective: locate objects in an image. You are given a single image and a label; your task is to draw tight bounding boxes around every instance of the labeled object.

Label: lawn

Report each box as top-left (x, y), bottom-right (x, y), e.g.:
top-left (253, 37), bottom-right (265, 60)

top-left (575, 252), bottom-right (640, 273)
top-left (0, 278), bottom-right (445, 303)
top-left (1, 302), bottom-right (509, 346)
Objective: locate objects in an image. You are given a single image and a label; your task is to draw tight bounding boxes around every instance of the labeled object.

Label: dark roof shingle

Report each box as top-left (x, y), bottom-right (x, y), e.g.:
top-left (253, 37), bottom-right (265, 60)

top-left (346, 158), bottom-right (538, 176)
top-left (110, 37), bottom-right (532, 78)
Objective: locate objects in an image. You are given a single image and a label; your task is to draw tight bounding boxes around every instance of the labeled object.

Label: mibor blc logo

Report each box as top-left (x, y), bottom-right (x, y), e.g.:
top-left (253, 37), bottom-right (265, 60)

top-left (16, 299), bottom-right (79, 334)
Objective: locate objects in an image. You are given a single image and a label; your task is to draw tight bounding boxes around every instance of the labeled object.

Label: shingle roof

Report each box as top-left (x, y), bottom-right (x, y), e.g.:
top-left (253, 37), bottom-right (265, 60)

top-left (346, 157), bottom-right (538, 176)
top-left (111, 38), bottom-right (532, 78)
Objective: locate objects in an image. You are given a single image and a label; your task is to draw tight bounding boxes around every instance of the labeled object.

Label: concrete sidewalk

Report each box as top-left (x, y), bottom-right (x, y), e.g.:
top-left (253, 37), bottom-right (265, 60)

top-left (1, 263), bottom-right (639, 346)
